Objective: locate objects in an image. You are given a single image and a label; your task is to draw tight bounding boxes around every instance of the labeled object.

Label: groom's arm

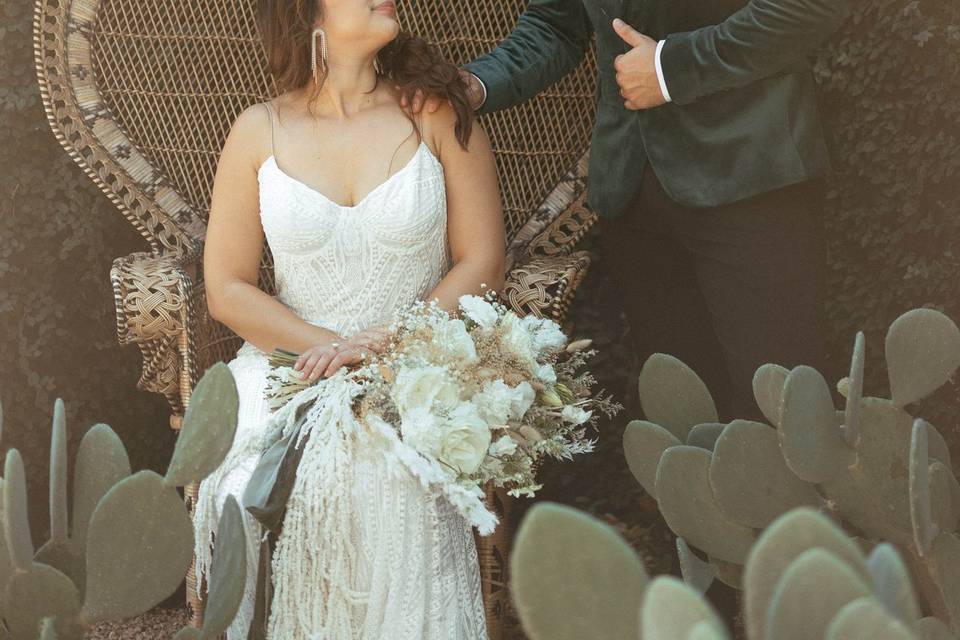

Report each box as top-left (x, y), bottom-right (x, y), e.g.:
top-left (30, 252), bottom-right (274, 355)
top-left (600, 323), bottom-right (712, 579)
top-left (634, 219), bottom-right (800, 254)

top-left (660, 0), bottom-right (852, 105)
top-left (463, 0), bottom-right (593, 115)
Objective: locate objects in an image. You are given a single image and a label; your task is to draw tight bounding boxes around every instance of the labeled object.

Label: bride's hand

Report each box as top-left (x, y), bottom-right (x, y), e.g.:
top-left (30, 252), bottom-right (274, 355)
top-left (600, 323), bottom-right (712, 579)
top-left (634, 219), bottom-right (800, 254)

top-left (293, 342), bottom-right (344, 382)
top-left (345, 325), bottom-right (393, 354)
top-left (318, 326), bottom-right (393, 378)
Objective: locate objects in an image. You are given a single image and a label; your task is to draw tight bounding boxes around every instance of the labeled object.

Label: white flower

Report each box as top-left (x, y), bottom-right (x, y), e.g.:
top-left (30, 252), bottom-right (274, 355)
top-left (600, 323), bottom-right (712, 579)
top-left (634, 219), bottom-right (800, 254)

top-left (400, 406), bottom-right (446, 457)
top-left (499, 314), bottom-right (537, 366)
top-left (521, 315), bottom-right (567, 354)
top-left (438, 403), bottom-right (492, 476)
top-left (508, 381), bottom-right (536, 420)
top-left (488, 435), bottom-right (518, 458)
top-left (432, 319), bottom-right (479, 365)
top-left (561, 405), bottom-right (593, 426)
top-left (534, 362), bottom-right (557, 386)
top-left (392, 365), bottom-right (460, 414)
top-left (459, 295), bottom-right (499, 330)
top-left (472, 380), bottom-right (536, 424)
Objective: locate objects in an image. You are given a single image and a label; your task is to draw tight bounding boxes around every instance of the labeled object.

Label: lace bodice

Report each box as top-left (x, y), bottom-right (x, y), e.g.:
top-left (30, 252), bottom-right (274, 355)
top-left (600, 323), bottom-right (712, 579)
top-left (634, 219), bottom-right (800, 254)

top-left (236, 140), bottom-right (449, 359)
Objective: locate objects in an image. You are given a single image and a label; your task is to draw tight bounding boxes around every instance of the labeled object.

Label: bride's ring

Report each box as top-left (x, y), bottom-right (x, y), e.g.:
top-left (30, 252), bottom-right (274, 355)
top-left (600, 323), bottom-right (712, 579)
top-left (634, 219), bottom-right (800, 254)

top-left (331, 342), bottom-right (340, 349)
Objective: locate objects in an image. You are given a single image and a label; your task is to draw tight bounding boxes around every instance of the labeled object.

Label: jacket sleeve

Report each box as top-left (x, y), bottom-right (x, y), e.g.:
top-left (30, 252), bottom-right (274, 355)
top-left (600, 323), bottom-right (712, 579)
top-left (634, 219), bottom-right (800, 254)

top-left (659, 0), bottom-right (851, 105)
top-left (464, 0), bottom-right (593, 115)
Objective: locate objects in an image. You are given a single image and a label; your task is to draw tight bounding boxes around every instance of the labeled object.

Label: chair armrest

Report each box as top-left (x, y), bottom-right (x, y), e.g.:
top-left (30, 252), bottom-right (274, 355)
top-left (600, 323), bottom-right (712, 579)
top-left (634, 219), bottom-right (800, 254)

top-left (110, 250), bottom-right (206, 414)
top-left (502, 251), bottom-right (592, 325)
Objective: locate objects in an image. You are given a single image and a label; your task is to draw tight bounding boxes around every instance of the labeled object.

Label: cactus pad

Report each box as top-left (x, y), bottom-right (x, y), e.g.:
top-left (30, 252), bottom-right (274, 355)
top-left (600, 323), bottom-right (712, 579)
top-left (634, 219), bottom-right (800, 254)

top-left (744, 508), bottom-right (870, 640)
top-left (711, 557), bottom-right (744, 590)
top-left (929, 462), bottom-right (958, 536)
top-left (826, 597), bottom-right (915, 640)
top-left (779, 366), bottom-right (853, 483)
top-left (638, 354), bottom-right (718, 442)
top-left (676, 537), bottom-right (716, 594)
top-left (753, 364), bottom-right (789, 427)
top-left (710, 420), bottom-right (821, 529)
top-left (924, 533), bottom-right (960, 633)
top-left (199, 496), bottom-right (248, 639)
top-left (4, 450), bottom-right (34, 571)
top-left (764, 548), bottom-right (872, 640)
top-left (885, 309), bottom-right (960, 408)
top-left (687, 423), bottom-right (727, 451)
top-left (823, 399), bottom-right (917, 544)
top-left (82, 471), bottom-right (194, 622)
top-left (688, 622), bottom-right (729, 640)
top-left (914, 617), bottom-right (956, 640)
top-left (641, 576), bottom-right (729, 640)
top-left (911, 420), bottom-right (937, 555)
top-left (49, 400), bottom-right (68, 544)
top-left (844, 332), bottom-right (866, 447)
top-left (655, 446), bottom-right (754, 564)
top-left (510, 503), bottom-right (649, 640)
top-left (164, 363), bottom-right (240, 487)
top-left (71, 424), bottom-right (131, 548)
top-left (868, 543), bottom-right (921, 624)
top-left (623, 421), bottom-right (680, 499)
top-left (4, 562), bottom-right (80, 640)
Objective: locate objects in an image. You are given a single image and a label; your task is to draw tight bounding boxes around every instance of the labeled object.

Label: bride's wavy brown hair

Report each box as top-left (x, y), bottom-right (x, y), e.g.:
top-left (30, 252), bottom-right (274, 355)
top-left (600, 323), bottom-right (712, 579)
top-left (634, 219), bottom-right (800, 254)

top-left (256, 0), bottom-right (474, 148)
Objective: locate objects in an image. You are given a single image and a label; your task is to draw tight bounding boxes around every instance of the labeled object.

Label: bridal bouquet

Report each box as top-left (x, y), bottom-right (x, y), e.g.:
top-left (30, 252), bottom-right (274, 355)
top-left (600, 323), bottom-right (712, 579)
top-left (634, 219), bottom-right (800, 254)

top-left (264, 292), bottom-right (620, 532)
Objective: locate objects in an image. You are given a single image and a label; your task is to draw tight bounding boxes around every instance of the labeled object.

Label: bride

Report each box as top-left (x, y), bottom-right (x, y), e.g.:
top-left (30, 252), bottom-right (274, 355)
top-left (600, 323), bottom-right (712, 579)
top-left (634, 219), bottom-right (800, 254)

top-left (191, 0), bottom-right (505, 638)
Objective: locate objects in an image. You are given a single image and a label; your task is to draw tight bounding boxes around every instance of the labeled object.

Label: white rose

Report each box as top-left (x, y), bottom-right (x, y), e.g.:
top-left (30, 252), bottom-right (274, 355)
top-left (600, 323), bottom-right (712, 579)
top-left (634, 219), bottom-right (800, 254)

top-left (432, 319), bottom-right (479, 365)
top-left (438, 403), bottom-right (492, 476)
top-left (459, 294), bottom-right (499, 330)
top-left (393, 365), bottom-right (460, 414)
top-left (561, 405), bottom-right (593, 426)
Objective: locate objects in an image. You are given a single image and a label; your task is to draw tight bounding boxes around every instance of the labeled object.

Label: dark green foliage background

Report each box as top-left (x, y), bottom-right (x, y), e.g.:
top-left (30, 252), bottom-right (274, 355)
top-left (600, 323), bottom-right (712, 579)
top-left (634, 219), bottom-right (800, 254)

top-left (1, 0), bottom-right (958, 547)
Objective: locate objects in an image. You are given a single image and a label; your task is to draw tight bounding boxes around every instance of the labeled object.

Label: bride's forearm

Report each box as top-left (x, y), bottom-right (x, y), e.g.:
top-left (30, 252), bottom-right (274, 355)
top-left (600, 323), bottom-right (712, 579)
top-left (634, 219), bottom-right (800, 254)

top-left (426, 259), bottom-right (505, 314)
top-left (208, 280), bottom-right (341, 354)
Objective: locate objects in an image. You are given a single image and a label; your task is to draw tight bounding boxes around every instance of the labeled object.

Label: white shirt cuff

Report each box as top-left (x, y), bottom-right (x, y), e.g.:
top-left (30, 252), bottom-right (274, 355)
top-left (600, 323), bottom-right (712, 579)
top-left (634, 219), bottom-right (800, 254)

top-left (654, 40), bottom-right (672, 103)
top-left (471, 72), bottom-right (488, 110)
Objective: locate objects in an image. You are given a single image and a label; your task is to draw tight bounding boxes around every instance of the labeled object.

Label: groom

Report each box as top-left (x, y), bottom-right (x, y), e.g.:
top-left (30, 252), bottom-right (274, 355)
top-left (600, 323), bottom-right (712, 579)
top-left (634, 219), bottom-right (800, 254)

top-left (440, 0), bottom-right (852, 419)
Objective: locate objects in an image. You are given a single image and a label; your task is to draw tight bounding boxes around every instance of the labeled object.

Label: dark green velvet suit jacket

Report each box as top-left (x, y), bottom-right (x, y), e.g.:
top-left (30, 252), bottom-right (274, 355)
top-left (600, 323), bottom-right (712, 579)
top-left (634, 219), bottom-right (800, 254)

top-left (464, 0), bottom-right (851, 217)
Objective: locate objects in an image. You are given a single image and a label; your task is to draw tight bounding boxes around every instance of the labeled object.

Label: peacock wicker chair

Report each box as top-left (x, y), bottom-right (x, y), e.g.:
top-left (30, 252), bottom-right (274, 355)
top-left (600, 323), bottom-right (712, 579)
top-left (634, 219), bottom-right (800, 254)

top-left (34, 0), bottom-right (597, 636)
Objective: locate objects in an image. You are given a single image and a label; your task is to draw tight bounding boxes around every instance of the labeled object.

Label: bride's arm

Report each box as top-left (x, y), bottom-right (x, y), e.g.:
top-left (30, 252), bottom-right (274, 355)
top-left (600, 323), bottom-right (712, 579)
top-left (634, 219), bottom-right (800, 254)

top-left (204, 104), bottom-right (342, 356)
top-left (423, 105), bottom-right (506, 313)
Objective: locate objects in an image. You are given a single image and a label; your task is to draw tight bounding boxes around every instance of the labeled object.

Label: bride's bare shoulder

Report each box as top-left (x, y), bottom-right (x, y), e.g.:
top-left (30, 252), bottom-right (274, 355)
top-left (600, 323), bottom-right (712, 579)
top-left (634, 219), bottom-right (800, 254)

top-left (224, 92), bottom-right (301, 166)
top-left (419, 100), bottom-right (487, 158)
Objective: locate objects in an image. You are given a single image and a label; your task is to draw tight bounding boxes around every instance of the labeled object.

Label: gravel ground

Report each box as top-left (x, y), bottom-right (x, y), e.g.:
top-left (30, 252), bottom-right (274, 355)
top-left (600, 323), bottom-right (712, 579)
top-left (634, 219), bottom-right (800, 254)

top-left (86, 607), bottom-right (189, 639)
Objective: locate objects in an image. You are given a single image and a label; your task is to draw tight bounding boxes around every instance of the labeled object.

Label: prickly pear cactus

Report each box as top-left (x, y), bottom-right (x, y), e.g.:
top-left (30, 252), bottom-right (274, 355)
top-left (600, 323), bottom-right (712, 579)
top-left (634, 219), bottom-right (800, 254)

top-left (623, 308), bottom-right (960, 633)
top-left (510, 505), bottom-right (951, 640)
top-left (0, 363), bottom-right (243, 637)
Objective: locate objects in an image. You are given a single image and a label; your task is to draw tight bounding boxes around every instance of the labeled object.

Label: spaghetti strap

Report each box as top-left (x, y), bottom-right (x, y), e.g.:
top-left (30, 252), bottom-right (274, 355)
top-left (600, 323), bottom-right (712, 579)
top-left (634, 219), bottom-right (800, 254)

top-left (262, 101), bottom-right (277, 158)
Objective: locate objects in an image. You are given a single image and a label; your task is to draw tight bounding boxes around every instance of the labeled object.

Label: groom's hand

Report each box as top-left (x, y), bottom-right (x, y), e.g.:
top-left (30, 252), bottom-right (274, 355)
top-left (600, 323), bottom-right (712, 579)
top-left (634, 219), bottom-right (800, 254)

top-left (612, 18), bottom-right (667, 110)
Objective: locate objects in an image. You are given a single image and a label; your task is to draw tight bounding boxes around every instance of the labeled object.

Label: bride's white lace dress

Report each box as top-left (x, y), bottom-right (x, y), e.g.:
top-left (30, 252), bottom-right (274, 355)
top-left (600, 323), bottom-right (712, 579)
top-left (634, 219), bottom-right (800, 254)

top-left (192, 106), bottom-right (487, 640)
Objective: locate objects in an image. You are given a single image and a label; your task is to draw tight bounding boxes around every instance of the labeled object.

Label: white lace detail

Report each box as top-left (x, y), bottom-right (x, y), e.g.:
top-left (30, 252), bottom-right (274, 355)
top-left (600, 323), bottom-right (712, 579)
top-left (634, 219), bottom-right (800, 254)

top-left (192, 137), bottom-right (487, 639)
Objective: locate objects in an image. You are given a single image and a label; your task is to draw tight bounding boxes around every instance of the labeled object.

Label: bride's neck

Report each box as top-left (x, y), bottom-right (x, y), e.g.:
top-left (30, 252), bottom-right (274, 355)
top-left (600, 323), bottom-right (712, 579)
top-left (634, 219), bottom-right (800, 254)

top-left (314, 55), bottom-right (380, 118)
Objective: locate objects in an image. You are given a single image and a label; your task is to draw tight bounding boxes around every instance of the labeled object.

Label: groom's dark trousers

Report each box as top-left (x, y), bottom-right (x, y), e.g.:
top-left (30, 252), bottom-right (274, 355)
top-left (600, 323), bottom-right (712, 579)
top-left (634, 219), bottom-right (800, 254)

top-left (465, 0), bottom-right (851, 419)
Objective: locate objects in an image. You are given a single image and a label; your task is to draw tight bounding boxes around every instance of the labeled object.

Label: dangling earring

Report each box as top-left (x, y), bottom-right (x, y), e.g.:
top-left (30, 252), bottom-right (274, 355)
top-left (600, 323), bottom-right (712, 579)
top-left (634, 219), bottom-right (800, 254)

top-left (311, 27), bottom-right (328, 85)
top-left (373, 55), bottom-right (383, 76)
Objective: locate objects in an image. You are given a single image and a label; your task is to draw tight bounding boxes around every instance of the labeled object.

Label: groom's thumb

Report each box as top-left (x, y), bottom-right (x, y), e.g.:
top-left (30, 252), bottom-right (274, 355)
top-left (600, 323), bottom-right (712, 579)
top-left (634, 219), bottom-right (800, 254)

top-left (612, 18), bottom-right (644, 48)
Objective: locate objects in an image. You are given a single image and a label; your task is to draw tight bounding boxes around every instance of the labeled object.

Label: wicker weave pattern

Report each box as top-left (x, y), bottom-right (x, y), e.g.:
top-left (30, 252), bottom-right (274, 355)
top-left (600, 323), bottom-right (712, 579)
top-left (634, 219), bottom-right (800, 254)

top-left (34, 0), bottom-right (599, 636)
